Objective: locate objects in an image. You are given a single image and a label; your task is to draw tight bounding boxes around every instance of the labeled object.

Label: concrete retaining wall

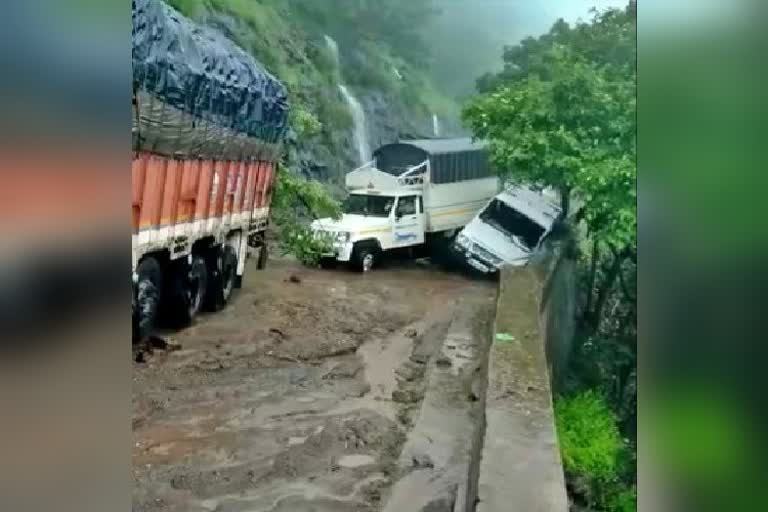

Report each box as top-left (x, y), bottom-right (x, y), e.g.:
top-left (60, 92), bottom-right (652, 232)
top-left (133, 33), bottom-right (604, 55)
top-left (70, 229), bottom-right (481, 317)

top-left (477, 239), bottom-right (576, 511)
top-left (536, 237), bottom-right (578, 391)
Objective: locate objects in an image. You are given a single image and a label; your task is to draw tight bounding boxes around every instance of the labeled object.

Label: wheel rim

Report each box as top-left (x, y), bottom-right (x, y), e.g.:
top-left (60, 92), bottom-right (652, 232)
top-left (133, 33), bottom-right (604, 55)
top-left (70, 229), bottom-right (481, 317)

top-left (362, 253), bottom-right (374, 272)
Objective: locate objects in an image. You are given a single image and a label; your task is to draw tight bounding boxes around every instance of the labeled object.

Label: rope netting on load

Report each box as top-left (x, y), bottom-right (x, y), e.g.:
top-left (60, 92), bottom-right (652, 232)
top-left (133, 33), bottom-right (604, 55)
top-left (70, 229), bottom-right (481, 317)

top-left (132, 0), bottom-right (290, 161)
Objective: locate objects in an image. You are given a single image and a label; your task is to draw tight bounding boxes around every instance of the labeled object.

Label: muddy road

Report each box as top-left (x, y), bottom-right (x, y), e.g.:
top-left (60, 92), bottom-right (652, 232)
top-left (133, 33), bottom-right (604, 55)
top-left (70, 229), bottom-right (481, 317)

top-left (133, 259), bottom-right (496, 511)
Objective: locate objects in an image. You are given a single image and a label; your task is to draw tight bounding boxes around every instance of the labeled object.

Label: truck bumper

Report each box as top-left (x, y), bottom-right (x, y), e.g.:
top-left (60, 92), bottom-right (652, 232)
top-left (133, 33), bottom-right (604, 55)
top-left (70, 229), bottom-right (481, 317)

top-left (466, 256), bottom-right (494, 273)
top-left (454, 244), bottom-right (501, 274)
top-left (322, 242), bottom-right (354, 262)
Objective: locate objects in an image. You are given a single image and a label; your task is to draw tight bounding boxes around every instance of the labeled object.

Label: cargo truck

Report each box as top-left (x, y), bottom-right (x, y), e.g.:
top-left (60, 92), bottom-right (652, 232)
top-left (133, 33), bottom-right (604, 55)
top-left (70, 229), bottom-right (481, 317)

top-left (132, 0), bottom-right (289, 340)
top-left (311, 138), bottom-right (499, 271)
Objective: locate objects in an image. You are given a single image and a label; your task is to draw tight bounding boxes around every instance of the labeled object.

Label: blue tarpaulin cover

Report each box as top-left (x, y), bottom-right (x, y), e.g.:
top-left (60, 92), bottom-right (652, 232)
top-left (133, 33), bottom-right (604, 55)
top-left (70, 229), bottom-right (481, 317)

top-left (132, 0), bottom-right (289, 160)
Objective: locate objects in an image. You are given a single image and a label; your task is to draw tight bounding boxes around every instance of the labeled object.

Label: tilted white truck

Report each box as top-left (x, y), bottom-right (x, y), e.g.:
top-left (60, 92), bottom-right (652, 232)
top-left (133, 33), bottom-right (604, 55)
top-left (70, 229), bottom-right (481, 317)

top-left (311, 138), bottom-right (499, 271)
top-left (454, 185), bottom-right (562, 273)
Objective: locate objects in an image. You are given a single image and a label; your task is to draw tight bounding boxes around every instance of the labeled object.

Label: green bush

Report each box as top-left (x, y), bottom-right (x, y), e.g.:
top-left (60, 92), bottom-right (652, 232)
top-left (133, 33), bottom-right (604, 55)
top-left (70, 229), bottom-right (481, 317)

top-left (277, 223), bottom-right (333, 266)
top-left (290, 106), bottom-right (322, 139)
top-left (556, 390), bottom-right (623, 480)
top-left (607, 486), bottom-right (637, 512)
top-left (555, 390), bottom-right (635, 511)
top-left (270, 167), bottom-right (341, 266)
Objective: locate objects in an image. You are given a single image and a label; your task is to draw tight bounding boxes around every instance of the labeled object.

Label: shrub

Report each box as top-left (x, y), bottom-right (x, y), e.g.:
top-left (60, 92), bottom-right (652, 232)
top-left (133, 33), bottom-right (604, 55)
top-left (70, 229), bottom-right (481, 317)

top-left (556, 390), bottom-right (623, 480)
top-left (277, 223), bottom-right (333, 266)
top-left (271, 167), bottom-right (341, 266)
top-left (607, 486), bottom-right (637, 512)
top-left (555, 390), bottom-right (635, 511)
top-left (290, 106), bottom-right (322, 139)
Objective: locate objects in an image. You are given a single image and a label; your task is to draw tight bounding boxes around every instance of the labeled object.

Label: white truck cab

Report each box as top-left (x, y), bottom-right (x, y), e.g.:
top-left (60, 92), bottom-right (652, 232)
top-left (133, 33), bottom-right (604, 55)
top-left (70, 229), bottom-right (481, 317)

top-left (454, 186), bottom-right (562, 273)
top-left (312, 138), bottom-right (499, 271)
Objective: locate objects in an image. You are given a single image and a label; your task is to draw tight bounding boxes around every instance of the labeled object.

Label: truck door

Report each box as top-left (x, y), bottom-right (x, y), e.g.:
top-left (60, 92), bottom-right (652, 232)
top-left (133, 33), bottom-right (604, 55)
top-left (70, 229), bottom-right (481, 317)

top-left (393, 195), bottom-right (425, 248)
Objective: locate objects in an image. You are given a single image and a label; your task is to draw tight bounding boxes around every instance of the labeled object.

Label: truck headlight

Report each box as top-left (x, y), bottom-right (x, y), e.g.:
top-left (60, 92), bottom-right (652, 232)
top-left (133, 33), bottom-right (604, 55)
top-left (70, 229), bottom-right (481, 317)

top-left (336, 231), bottom-right (351, 243)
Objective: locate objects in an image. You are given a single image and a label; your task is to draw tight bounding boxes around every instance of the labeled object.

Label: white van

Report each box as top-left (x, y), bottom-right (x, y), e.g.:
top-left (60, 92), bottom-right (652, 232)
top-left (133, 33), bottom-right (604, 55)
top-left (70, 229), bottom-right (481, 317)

top-left (453, 186), bottom-right (561, 273)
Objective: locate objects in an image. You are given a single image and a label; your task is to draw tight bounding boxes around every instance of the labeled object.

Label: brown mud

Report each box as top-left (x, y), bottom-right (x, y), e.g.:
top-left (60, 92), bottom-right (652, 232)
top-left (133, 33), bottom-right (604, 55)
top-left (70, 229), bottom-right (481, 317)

top-left (133, 258), bottom-right (495, 511)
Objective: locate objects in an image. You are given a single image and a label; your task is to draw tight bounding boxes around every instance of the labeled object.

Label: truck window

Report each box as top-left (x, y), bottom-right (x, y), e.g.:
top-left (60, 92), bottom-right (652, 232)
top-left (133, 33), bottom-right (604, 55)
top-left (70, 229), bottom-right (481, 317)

top-left (343, 195), bottom-right (395, 217)
top-left (396, 196), bottom-right (417, 217)
top-left (479, 199), bottom-right (545, 249)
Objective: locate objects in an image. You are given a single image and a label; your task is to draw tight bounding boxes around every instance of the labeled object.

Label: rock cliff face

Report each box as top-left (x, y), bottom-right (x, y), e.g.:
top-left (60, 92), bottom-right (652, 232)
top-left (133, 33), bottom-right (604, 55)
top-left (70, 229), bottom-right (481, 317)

top-left (164, 0), bottom-right (460, 186)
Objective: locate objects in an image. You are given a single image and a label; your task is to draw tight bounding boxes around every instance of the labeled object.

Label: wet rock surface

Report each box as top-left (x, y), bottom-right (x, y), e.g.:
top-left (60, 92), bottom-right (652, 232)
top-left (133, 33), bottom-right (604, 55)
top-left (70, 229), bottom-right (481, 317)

top-left (133, 259), bottom-right (495, 511)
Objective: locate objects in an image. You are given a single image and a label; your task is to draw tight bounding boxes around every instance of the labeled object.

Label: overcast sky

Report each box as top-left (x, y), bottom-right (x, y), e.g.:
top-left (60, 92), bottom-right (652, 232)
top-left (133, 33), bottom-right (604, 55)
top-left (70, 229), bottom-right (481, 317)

top-left (430, 0), bottom-right (630, 97)
top-left (498, 0), bottom-right (629, 39)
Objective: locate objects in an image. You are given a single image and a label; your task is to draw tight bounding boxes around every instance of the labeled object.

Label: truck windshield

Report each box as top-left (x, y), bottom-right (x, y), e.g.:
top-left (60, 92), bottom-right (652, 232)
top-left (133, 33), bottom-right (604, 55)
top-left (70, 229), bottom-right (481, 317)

top-left (343, 195), bottom-right (395, 217)
top-left (479, 199), bottom-right (545, 250)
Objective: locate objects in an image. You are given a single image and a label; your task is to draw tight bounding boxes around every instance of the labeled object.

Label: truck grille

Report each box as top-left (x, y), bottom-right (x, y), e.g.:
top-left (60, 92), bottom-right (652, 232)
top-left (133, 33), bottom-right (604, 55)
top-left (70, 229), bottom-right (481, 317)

top-left (471, 243), bottom-right (502, 266)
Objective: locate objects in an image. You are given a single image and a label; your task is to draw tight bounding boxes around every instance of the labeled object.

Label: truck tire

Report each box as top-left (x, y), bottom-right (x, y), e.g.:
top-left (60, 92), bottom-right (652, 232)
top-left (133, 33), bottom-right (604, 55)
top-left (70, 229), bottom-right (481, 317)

top-left (134, 256), bottom-right (162, 341)
top-left (352, 243), bottom-right (378, 273)
top-left (205, 246), bottom-right (237, 311)
top-left (256, 243), bottom-right (268, 270)
top-left (166, 255), bottom-right (208, 327)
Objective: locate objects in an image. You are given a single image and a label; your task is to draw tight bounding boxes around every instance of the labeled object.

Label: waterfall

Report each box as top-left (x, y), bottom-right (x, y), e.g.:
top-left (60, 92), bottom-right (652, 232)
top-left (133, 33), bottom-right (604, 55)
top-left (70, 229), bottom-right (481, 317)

top-left (323, 35), bottom-right (340, 69)
top-left (339, 84), bottom-right (372, 165)
top-left (324, 35), bottom-right (371, 165)
top-left (432, 114), bottom-right (441, 137)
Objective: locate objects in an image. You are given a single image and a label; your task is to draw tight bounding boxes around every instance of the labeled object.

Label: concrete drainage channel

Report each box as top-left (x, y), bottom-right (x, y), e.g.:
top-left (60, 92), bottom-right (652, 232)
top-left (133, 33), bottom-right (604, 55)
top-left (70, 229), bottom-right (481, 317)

top-left (383, 293), bottom-right (494, 512)
top-left (383, 265), bottom-right (570, 512)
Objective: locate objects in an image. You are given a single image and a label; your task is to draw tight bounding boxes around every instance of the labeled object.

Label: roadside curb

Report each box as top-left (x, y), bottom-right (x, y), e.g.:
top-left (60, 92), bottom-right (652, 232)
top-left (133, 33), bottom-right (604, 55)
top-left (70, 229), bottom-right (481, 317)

top-left (476, 266), bottom-right (568, 512)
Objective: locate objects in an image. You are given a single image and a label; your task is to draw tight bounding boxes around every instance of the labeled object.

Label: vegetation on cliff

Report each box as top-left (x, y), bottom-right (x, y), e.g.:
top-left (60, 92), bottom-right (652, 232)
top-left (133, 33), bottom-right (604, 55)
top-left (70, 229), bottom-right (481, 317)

top-left (165, 0), bottom-right (456, 183)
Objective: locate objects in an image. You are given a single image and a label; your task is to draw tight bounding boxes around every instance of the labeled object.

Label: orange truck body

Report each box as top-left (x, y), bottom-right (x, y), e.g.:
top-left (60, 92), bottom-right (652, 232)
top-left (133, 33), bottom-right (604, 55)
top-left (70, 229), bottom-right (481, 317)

top-left (131, 152), bottom-right (276, 277)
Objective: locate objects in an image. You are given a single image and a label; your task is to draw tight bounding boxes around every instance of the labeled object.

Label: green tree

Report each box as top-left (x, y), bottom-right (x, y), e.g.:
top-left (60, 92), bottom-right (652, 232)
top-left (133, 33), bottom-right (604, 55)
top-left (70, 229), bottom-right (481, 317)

top-left (476, 2), bottom-right (636, 93)
top-left (463, 4), bottom-right (636, 332)
top-left (464, 45), bottom-right (635, 227)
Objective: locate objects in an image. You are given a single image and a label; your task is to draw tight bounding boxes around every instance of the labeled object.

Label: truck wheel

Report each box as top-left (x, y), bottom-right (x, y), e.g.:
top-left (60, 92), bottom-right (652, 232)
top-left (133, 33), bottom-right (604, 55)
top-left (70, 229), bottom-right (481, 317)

top-left (205, 246), bottom-right (237, 311)
top-left (134, 257), bottom-right (162, 341)
top-left (167, 255), bottom-right (208, 327)
top-left (256, 243), bottom-right (268, 270)
top-left (352, 244), bottom-right (378, 273)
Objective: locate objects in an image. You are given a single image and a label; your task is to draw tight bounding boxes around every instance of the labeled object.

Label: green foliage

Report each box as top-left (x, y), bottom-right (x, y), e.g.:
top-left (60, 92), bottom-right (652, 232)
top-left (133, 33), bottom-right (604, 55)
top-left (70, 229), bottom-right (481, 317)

top-left (463, 4), bottom-right (636, 251)
top-left (476, 3), bottom-right (637, 93)
top-left (607, 486), bottom-right (637, 512)
top-left (316, 93), bottom-right (353, 133)
top-left (277, 223), bottom-right (333, 266)
top-left (290, 106), bottom-right (322, 139)
top-left (569, 333), bottom-right (634, 405)
top-left (271, 167), bottom-right (341, 265)
top-left (556, 390), bottom-right (623, 481)
top-left (286, 0), bottom-right (438, 67)
top-left (207, 0), bottom-right (293, 77)
top-left (164, 0), bottom-right (204, 17)
top-left (272, 168), bottom-right (341, 219)
top-left (555, 390), bottom-right (635, 511)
